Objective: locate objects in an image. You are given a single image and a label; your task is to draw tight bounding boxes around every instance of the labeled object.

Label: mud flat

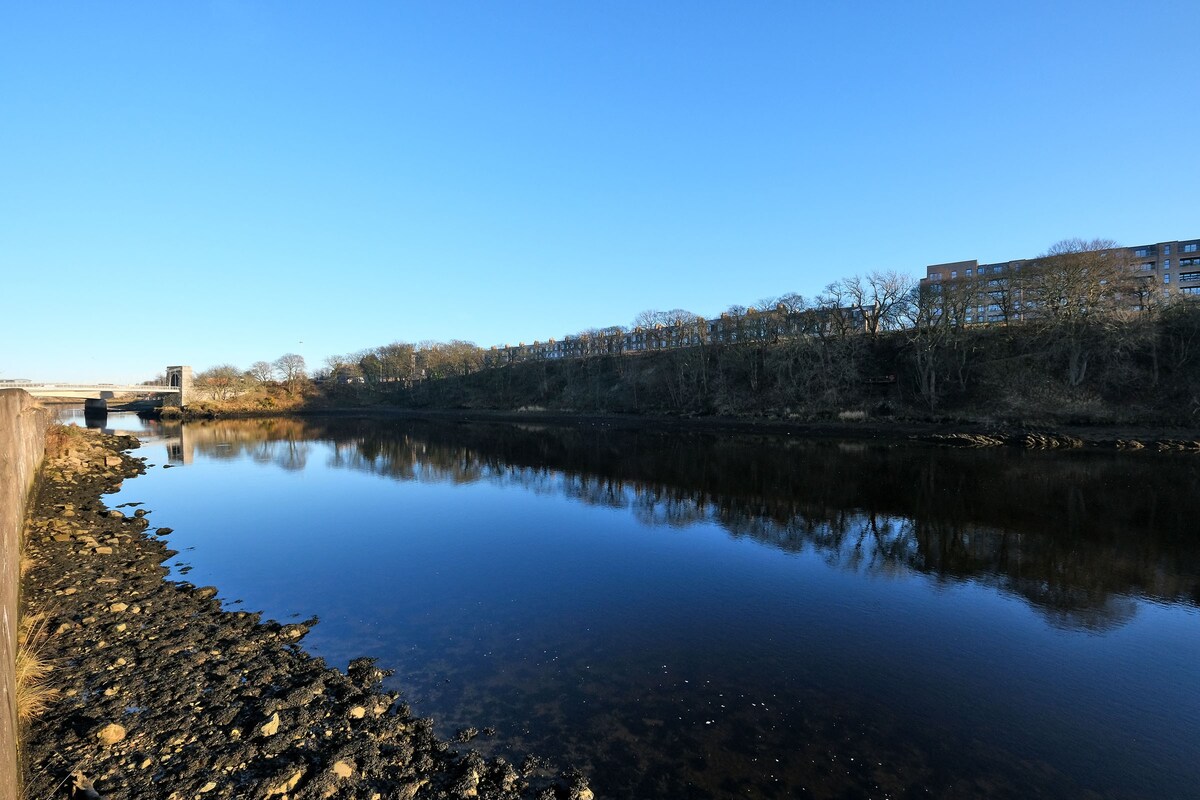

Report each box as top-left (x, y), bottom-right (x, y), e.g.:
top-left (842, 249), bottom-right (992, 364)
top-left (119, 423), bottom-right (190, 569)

top-left (21, 430), bottom-right (591, 800)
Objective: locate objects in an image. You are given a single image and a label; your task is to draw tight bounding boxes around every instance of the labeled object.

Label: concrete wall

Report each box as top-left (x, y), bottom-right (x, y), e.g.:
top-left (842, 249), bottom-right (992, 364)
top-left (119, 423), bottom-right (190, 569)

top-left (0, 390), bottom-right (51, 799)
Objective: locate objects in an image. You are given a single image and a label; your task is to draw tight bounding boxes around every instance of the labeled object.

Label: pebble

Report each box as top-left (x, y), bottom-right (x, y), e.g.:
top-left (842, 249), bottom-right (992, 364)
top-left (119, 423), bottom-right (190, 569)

top-left (97, 723), bottom-right (127, 745)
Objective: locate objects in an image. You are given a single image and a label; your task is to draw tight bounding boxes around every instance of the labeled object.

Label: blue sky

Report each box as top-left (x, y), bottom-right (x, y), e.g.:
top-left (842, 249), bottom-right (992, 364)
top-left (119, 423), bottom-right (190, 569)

top-left (2, 1), bottom-right (1197, 382)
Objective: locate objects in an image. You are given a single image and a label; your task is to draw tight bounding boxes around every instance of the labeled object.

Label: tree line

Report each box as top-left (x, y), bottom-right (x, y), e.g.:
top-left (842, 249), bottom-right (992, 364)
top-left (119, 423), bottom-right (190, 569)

top-left (189, 237), bottom-right (1200, 421)
top-left (192, 353), bottom-right (309, 399)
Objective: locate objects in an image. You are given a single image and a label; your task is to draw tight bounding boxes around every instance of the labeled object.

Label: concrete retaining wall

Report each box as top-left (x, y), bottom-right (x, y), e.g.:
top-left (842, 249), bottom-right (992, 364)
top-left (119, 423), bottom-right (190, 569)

top-left (0, 390), bottom-right (51, 799)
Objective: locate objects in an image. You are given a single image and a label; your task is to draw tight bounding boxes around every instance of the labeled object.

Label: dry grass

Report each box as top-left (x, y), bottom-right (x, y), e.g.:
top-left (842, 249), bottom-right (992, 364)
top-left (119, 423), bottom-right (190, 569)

top-left (16, 611), bottom-right (58, 724)
top-left (43, 422), bottom-right (86, 458)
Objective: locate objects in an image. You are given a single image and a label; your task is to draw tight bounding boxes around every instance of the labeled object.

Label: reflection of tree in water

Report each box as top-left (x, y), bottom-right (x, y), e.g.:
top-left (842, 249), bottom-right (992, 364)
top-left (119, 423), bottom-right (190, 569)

top-left (178, 419), bottom-right (312, 471)
top-left (176, 417), bottom-right (1200, 630)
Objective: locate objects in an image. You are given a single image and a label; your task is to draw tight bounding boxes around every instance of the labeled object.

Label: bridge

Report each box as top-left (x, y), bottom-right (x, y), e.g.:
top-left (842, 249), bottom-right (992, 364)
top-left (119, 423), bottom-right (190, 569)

top-left (12, 383), bottom-right (180, 399)
top-left (0, 366), bottom-right (193, 410)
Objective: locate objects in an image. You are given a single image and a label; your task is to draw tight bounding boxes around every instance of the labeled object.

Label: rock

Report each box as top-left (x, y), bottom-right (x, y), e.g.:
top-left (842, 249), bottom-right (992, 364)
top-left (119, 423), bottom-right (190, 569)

top-left (260, 712), bottom-right (281, 736)
top-left (200, 781), bottom-right (217, 792)
top-left (349, 705), bottom-right (366, 719)
top-left (104, 509), bottom-right (125, 519)
top-left (97, 722), bottom-right (127, 745)
top-left (332, 760), bottom-right (354, 778)
top-left (94, 546), bottom-right (114, 555)
top-left (265, 767), bottom-right (305, 796)
top-left (104, 455), bottom-right (122, 467)
top-left (110, 602), bottom-right (129, 613)
top-left (395, 779), bottom-right (429, 800)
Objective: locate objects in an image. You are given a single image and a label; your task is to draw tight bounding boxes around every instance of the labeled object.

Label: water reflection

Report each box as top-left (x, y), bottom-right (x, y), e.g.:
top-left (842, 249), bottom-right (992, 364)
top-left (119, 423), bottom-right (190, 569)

top-left (162, 417), bottom-right (1200, 633)
top-left (120, 417), bottom-right (1200, 799)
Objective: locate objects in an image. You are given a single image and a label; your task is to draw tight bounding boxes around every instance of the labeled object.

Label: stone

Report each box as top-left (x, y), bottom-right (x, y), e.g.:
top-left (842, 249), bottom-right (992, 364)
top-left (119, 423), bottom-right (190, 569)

top-left (265, 768), bottom-right (305, 796)
top-left (97, 723), bottom-right (127, 745)
top-left (349, 706), bottom-right (366, 719)
top-left (260, 712), bottom-right (281, 736)
top-left (104, 455), bottom-right (122, 467)
top-left (110, 602), bottom-right (129, 613)
top-left (332, 761), bottom-right (354, 778)
top-left (200, 781), bottom-right (217, 793)
top-left (94, 546), bottom-right (114, 555)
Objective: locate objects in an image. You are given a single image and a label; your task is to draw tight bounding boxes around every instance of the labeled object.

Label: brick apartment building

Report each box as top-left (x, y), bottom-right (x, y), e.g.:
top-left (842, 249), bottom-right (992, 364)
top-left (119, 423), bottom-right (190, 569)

top-left (918, 237), bottom-right (1200, 325)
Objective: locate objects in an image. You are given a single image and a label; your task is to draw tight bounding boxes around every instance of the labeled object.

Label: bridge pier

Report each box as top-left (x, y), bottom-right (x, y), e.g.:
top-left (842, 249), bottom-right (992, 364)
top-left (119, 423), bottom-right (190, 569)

top-left (163, 366), bottom-right (193, 408)
top-left (83, 397), bottom-right (108, 414)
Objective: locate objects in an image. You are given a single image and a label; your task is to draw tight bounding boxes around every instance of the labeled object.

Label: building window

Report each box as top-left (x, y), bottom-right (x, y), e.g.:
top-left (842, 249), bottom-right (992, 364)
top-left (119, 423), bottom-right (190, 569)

top-left (930, 272), bottom-right (942, 281)
top-left (1164, 274), bottom-right (1171, 284)
top-left (1164, 259), bottom-right (1171, 269)
top-left (965, 268), bottom-right (973, 276)
top-left (1184, 243), bottom-right (1199, 253)
top-left (1182, 258), bottom-right (1200, 267)
top-left (1140, 262), bottom-right (1155, 271)
top-left (951, 271), bottom-right (958, 278)
top-left (1134, 248), bottom-right (1150, 257)
top-left (1181, 286), bottom-right (1200, 296)
top-left (1179, 272), bottom-right (1200, 282)
top-left (1164, 244), bottom-right (1172, 255)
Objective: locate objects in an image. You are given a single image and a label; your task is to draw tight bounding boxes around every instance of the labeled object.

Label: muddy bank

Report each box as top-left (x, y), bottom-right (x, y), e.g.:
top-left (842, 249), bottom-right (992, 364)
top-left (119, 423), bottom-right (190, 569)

top-left (21, 430), bottom-right (591, 800)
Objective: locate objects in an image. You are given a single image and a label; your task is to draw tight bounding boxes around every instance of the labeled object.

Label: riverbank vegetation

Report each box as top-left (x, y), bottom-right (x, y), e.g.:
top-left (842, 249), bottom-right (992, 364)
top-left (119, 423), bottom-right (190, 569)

top-left (182, 240), bottom-right (1200, 427)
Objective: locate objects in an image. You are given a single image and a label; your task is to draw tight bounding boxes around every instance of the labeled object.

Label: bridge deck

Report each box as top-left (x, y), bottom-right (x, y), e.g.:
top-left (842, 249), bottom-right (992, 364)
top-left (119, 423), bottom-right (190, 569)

top-left (5, 384), bottom-right (180, 397)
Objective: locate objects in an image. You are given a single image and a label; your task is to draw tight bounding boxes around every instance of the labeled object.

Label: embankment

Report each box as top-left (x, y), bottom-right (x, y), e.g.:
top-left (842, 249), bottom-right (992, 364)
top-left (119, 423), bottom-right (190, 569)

top-left (0, 390), bottom-right (52, 800)
top-left (20, 428), bottom-right (591, 799)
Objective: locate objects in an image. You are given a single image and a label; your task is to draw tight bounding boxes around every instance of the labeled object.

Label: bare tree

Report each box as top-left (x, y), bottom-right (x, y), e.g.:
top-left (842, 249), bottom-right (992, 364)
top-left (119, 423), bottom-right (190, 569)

top-left (195, 364), bottom-right (246, 401)
top-left (249, 361), bottom-right (275, 384)
top-left (632, 309), bottom-right (661, 330)
top-left (823, 271), bottom-right (915, 337)
top-left (274, 353), bottom-right (308, 394)
top-left (1022, 239), bottom-right (1137, 386)
top-left (1022, 238), bottom-right (1135, 324)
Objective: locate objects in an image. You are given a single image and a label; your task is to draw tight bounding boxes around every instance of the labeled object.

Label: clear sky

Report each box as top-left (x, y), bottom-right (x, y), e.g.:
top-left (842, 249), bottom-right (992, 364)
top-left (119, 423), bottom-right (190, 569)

top-left (2, 1), bottom-right (1197, 382)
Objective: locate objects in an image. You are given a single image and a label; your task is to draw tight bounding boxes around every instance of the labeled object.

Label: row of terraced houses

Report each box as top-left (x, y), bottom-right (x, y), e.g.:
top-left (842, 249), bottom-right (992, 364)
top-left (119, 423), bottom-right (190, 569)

top-left (480, 236), bottom-right (1197, 367)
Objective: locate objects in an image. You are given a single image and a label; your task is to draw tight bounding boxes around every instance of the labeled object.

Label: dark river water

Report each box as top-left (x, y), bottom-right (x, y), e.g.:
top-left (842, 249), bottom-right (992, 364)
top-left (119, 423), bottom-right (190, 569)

top-left (71, 410), bottom-right (1200, 798)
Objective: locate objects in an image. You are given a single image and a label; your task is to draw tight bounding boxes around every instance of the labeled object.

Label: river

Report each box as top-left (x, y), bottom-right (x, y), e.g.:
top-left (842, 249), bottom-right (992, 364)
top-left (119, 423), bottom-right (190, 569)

top-left (66, 410), bottom-right (1200, 798)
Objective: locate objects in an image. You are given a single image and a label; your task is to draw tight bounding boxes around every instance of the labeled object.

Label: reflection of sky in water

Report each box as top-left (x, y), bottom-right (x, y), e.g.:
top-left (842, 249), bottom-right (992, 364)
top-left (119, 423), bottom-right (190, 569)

top-left (112, 424), bottom-right (1200, 799)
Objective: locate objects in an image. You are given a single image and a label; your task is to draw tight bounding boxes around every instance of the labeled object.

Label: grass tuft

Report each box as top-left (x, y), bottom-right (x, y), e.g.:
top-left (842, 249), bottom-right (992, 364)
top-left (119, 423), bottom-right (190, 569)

top-left (16, 612), bottom-right (58, 724)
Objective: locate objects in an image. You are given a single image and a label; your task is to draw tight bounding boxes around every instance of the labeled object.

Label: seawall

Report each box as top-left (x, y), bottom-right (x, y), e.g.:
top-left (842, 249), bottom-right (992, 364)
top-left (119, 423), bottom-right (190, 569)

top-left (0, 390), bottom-right (51, 798)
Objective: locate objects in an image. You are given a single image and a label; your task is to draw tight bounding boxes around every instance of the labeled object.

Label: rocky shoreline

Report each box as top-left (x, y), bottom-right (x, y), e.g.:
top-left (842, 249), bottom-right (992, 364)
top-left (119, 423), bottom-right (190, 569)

top-left (21, 430), bottom-right (591, 800)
